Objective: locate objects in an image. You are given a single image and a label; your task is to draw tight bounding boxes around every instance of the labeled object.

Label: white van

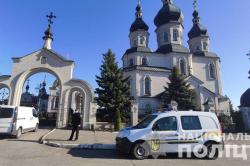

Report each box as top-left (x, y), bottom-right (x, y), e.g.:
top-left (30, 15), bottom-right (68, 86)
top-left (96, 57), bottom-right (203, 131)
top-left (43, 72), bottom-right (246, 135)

top-left (116, 111), bottom-right (224, 160)
top-left (0, 105), bottom-right (39, 138)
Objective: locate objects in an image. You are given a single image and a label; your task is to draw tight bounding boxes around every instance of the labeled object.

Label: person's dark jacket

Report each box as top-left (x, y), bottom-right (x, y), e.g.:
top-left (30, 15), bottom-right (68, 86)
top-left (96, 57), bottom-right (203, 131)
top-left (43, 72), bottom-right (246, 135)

top-left (72, 112), bottom-right (81, 127)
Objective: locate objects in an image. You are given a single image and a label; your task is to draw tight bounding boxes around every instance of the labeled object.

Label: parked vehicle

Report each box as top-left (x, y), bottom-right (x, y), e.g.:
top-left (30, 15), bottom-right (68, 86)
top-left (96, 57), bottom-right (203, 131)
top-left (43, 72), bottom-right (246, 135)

top-left (116, 111), bottom-right (224, 160)
top-left (0, 105), bottom-right (39, 138)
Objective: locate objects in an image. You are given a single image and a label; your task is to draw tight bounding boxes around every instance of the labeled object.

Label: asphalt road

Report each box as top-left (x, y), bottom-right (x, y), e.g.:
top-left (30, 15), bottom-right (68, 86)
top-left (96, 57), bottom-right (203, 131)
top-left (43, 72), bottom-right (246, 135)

top-left (0, 130), bottom-right (250, 166)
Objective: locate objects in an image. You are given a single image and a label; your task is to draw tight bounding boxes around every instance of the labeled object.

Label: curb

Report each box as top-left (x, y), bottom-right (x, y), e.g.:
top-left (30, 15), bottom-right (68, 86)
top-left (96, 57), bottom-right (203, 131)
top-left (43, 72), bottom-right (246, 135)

top-left (39, 128), bottom-right (56, 144)
top-left (43, 141), bottom-right (116, 150)
top-left (41, 129), bottom-right (116, 150)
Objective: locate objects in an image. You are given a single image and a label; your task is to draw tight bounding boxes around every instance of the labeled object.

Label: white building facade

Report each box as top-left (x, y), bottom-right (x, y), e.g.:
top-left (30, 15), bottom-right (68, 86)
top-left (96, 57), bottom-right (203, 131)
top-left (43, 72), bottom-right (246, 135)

top-left (123, 0), bottom-right (230, 117)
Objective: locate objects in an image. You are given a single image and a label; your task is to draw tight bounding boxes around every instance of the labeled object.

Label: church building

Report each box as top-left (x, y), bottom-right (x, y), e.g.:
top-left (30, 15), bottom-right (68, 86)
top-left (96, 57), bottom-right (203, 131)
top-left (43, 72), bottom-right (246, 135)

top-left (122, 0), bottom-right (230, 117)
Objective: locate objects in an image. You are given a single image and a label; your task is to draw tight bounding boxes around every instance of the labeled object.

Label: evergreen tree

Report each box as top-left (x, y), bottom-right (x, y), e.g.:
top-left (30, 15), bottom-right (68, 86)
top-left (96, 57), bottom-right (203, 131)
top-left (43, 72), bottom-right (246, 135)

top-left (161, 66), bottom-right (198, 111)
top-left (95, 49), bottom-right (131, 131)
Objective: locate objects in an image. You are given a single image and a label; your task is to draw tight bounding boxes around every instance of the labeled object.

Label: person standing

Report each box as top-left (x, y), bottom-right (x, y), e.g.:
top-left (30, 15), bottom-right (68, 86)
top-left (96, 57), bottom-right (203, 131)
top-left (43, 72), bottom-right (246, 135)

top-left (68, 110), bottom-right (81, 141)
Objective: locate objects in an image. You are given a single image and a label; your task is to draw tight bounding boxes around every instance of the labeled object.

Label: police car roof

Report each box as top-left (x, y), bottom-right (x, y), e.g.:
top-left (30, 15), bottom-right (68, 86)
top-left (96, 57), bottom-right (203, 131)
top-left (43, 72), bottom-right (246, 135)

top-left (152, 111), bottom-right (217, 118)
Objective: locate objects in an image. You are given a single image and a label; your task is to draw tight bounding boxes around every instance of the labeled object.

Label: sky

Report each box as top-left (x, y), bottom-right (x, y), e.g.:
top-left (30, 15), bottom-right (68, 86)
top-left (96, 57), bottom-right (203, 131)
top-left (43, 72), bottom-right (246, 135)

top-left (0, 0), bottom-right (250, 109)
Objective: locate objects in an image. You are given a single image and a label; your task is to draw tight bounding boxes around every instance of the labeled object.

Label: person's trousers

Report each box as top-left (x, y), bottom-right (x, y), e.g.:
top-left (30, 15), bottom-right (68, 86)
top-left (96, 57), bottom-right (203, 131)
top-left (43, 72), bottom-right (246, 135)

top-left (69, 126), bottom-right (79, 140)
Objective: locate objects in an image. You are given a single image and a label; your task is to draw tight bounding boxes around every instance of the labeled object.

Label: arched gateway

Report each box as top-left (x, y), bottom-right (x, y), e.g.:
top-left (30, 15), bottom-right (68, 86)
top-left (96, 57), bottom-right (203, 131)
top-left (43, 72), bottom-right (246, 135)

top-left (0, 12), bottom-right (97, 129)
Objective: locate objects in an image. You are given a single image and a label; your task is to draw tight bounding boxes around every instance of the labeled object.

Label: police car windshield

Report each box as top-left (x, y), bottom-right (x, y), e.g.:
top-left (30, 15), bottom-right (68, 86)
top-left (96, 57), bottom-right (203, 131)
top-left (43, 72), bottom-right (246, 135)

top-left (133, 115), bottom-right (157, 129)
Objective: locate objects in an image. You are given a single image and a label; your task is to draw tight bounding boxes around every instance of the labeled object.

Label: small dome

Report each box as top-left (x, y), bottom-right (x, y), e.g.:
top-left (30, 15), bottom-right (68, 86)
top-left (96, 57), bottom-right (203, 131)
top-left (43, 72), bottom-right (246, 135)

top-left (130, 4), bottom-right (149, 33)
top-left (154, 1), bottom-right (183, 27)
top-left (188, 11), bottom-right (208, 39)
top-left (240, 88), bottom-right (250, 107)
top-left (130, 18), bottom-right (149, 32)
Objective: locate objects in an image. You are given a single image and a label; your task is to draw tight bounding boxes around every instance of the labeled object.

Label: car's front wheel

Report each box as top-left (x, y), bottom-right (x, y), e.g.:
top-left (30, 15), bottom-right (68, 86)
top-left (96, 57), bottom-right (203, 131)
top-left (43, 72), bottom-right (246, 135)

top-left (205, 143), bottom-right (219, 160)
top-left (196, 143), bottom-right (219, 160)
top-left (132, 142), bottom-right (150, 160)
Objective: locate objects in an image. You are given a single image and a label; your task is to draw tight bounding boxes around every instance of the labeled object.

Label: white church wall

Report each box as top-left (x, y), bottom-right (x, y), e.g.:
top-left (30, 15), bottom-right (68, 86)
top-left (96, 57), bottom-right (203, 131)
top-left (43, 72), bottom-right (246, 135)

top-left (155, 23), bottom-right (183, 46)
top-left (123, 52), bottom-right (172, 69)
top-left (138, 71), bottom-right (169, 97)
top-left (192, 57), bottom-right (220, 94)
top-left (188, 36), bottom-right (210, 53)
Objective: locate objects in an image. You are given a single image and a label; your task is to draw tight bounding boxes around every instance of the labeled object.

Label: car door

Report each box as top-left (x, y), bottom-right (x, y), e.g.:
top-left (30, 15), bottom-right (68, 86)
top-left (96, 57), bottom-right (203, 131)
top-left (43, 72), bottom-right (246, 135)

top-left (24, 109), bottom-right (33, 130)
top-left (150, 116), bottom-right (179, 153)
top-left (178, 115), bottom-right (204, 153)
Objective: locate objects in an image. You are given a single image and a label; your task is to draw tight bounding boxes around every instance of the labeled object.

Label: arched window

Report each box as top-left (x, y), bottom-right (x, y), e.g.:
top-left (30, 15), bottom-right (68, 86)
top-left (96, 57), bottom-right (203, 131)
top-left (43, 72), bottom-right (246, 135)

top-left (209, 63), bottom-right (216, 79)
top-left (142, 57), bottom-right (148, 66)
top-left (127, 79), bottom-right (132, 95)
top-left (144, 77), bottom-right (151, 96)
top-left (203, 41), bottom-right (208, 51)
top-left (129, 58), bottom-right (134, 67)
top-left (173, 29), bottom-right (179, 41)
top-left (139, 36), bottom-right (146, 45)
top-left (163, 32), bottom-right (168, 43)
top-left (179, 59), bottom-right (187, 75)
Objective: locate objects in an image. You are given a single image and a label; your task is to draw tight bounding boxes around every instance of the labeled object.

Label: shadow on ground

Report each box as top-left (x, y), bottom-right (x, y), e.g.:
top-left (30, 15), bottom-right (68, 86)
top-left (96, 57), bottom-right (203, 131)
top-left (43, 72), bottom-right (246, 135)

top-left (0, 135), bottom-right (15, 140)
top-left (68, 149), bottom-right (131, 160)
top-left (67, 149), bottom-right (200, 160)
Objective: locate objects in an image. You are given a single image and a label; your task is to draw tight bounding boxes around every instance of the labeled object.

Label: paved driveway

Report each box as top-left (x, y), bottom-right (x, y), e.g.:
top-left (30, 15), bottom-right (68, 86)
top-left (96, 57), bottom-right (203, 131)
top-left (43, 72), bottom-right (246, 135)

top-left (0, 130), bottom-right (250, 166)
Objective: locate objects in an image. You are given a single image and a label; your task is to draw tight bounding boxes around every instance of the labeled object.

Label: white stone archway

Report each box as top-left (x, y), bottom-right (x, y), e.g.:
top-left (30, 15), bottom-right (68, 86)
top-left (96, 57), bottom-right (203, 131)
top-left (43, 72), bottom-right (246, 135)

top-left (63, 79), bottom-right (96, 129)
top-left (0, 48), bottom-right (96, 129)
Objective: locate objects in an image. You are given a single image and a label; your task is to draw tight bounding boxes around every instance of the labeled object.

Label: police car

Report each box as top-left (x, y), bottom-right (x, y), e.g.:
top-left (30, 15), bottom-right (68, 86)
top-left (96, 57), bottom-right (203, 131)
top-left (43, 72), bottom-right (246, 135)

top-left (116, 111), bottom-right (224, 160)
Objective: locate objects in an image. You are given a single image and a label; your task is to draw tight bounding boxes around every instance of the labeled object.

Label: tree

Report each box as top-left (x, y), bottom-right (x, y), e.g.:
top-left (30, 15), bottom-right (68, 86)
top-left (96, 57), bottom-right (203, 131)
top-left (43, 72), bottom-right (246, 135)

top-left (161, 66), bottom-right (198, 111)
top-left (95, 49), bottom-right (131, 131)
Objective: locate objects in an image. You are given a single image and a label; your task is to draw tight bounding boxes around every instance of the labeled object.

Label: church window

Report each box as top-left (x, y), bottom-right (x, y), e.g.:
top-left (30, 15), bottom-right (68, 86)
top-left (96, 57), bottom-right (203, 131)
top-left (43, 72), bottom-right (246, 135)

top-left (139, 36), bottom-right (146, 45)
top-left (144, 76), bottom-right (151, 96)
top-left (208, 63), bottom-right (216, 79)
top-left (142, 57), bottom-right (148, 66)
top-left (173, 29), bottom-right (179, 42)
top-left (129, 58), bottom-right (134, 67)
top-left (179, 59), bottom-right (187, 75)
top-left (163, 32), bottom-right (168, 43)
top-left (203, 42), bottom-right (208, 51)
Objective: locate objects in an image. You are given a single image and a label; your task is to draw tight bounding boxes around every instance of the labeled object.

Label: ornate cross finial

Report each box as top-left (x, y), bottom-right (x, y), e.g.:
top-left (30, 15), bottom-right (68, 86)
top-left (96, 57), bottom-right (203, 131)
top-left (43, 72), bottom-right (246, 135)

top-left (46, 12), bottom-right (56, 27)
top-left (136, 0), bottom-right (142, 18)
top-left (193, 0), bottom-right (197, 11)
